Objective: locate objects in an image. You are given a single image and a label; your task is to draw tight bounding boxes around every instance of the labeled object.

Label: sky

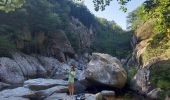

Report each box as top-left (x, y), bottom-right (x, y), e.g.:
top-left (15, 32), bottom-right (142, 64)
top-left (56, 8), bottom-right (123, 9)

top-left (84, 0), bottom-right (146, 30)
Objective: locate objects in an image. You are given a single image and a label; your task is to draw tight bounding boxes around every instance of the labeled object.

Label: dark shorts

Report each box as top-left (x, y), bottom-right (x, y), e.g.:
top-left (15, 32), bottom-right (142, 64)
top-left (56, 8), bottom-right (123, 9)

top-left (69, 83), bottom-right (74, 89)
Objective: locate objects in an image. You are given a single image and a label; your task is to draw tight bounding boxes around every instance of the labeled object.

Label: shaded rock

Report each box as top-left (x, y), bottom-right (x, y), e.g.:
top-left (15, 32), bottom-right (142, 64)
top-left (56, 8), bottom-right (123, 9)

top-left (96, 90), bottom-right (115, 100)
top-left (44, 93), bottom-right (74, 100)
top-left (147, 88), bottom-right (163, 99)
top-left (0, 87), bottom-right (35, 98)
top-left (0, 97), bottom-right (29, 100)
top-left (24, 78), bottom-right (68, 90)
top-left (12, 53), bottom-right (47, 78)
top-left (44, 93), bottom-right (96, 100)
top-left (0, 57), bottom-right (24, 84)
top-left (131, 59), bottom-right (170, 93)
top-left (45, 30), bottom-right (75, 62)
top-left (85, 53), bottom-right (127, 88)
top-left (0, 82), bottom-right (11, 90)
top-left (37, 56), bottom-right (69, 78)
top-left (74, 81), bottom-right (86, 94)
top-left (131, 67), bottom-right (150, 93)
top-left (68, 17), bottom-right (95, 53)
top-left (35, 86), bottom-right (68, 98)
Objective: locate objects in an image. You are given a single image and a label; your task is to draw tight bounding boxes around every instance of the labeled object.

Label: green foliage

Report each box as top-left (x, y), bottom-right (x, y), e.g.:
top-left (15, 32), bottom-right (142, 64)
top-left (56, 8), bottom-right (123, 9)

top-left (127, 66), bottom-right (138, 81)
top-left (67, 3), bottom-right (132, 58)
top-left (150, 60), bottom-right (170, 90)
top-left (0, 36), bottom-right (16, 49)
top-left (0, 0), bottom-right (25, 12)
top-left (0, 36), bottom-right (16, 57)
top-left (127, 0), bottom-right (170, 33)
top-left (0, 0), bottom-right (132, 58)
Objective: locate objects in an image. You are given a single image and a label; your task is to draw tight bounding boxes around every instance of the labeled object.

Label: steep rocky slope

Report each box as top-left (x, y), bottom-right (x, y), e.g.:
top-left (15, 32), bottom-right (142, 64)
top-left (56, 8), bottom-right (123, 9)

top-left (128, 20), bottom-right (170, 99)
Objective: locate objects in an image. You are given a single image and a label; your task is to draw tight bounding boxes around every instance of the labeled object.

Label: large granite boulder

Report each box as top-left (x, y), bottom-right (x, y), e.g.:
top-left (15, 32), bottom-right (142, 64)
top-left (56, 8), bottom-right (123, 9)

top-left (0, 57), bottom-right (24, 84)
top-left (85, 53), bottom-right (127, 88)
top-left (12, 53), bottom-right (47, 78)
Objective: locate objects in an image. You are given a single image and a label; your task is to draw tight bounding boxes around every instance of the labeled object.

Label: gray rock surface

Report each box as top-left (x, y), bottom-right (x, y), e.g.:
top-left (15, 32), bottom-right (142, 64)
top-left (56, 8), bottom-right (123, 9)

top-left (0, 97), bottom-right (29, 100)
top-left (85, 53), bottom-right (127, 88)
top-left (0, 82), bottom-right (11, 90)
top-left (35, 86), bottom-right (68, 98)
top-left (0, 87), bottom-right (35, 98)
top-left (147, 88), bottom-right (163, 99)
top-left (0, 57), bottom-right (24, 84)
top-left (24, 78), bottom-right (68, 90)
top-left (13, 53), bottom-right (47, 78)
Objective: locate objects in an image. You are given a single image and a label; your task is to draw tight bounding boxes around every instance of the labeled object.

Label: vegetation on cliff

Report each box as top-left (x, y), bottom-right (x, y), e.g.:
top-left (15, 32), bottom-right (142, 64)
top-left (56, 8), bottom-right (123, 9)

top-left (0, 0), bottom-right (132, 59)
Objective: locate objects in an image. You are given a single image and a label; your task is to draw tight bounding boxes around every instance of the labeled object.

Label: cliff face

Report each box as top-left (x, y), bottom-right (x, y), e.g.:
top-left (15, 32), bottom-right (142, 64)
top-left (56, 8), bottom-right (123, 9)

top-left (129, 20), bottom-right (170, 98)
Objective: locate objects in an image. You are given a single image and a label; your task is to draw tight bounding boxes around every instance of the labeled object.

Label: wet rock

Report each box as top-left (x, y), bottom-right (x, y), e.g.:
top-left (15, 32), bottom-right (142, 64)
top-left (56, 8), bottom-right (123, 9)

top-left (24, 78), bottom-right (68, 90)
top-left (85, 53), bottom-right (127, 88)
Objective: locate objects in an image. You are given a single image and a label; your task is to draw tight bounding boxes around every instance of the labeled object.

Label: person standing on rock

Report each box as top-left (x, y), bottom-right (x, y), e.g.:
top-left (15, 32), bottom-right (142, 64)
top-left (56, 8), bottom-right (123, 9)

top-left (68, 65), bottom-right (76, 96)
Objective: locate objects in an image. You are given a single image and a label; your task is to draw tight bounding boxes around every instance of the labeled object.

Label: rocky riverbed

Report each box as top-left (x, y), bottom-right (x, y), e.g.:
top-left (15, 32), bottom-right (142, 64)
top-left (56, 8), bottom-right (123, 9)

top-left (0, 52), bottom-right (165, 100)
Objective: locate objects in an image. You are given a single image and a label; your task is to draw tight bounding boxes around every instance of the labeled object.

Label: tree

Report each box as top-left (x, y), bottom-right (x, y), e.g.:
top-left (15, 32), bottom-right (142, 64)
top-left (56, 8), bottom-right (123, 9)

top-left (0, 0), bottom-right (132, 12)
top-left (0, 0), bottom-right (25, 12)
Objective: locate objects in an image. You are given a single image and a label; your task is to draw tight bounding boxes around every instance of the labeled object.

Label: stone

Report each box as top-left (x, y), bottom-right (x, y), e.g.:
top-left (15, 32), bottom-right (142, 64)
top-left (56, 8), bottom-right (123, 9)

top-left (74, 81), bottom-right (86, 94)
top-left (35, 86), bottom-right (68, 98)
top-left (44, 93), bottom-right (74, 100)
top-left (0, 97), bottom-right (29, 100)
top-left (24, 78), bottom-right (68, 90)
top-left (147, 88), bottom-right (163, 99)
top-left (12, 53), bottom-right (47, 78)
top-left (0, 82), bottom-right (10, 90)
top-left (0, 87), bottom-right (35, 98)
top-left (96, 90), bottom-right (115, 100)
top-left (85, 53), bottom-right (127, 88)
top-left (0, 57), bottom-right (24, 84)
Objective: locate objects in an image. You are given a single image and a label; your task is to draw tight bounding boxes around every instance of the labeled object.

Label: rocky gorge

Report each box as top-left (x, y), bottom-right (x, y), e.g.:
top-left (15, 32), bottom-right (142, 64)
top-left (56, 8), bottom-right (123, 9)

top-left (0, 0), bottom-right (169, 100)
top-left (0, 52), bottom-right (129, 100)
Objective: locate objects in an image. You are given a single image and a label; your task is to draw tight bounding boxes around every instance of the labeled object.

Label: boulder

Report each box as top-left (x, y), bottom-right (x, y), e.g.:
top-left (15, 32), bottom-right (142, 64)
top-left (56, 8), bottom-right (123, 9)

top-left (0, 87), bottom-right (35, 98)
top-left (74, 81), bottom-right (86, 94)
top-left (131, 59), bottom-right (170, 93)
top-left (0, 97), bottom-right (29, 100)
top-left (0, 82), bottom-right (10, 90)
top-left (44, 93), bottom-right (74, 100)
top-left (96, 90), bottom-right (115, 100)
top-left (147, 88), bottom-right (163, 99)
top-left (44, 93), bottom-right (96, 100)
top-left (37, 56), bottom-right (69, 78)
top-left (12, 53), bottom-right (47, 78)
top-left (35, 86), bottom-right (68, 98)
top-left (24, 78), bottom-right (68, 90)
top-left (0, 57), bottom-right (24, 84)
top-left (85, 53), bottom-right (127, 88)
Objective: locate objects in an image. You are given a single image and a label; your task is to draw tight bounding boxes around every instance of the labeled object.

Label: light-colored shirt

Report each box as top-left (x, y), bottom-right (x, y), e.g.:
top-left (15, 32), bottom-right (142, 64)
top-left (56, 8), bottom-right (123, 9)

top-left (68, 70), bottom-right (76, 83)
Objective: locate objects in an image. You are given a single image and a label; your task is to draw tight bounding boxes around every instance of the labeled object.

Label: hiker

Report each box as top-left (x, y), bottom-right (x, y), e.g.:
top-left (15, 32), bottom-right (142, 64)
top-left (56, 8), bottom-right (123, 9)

top-left (68, 65), bottom-right (76, 96)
